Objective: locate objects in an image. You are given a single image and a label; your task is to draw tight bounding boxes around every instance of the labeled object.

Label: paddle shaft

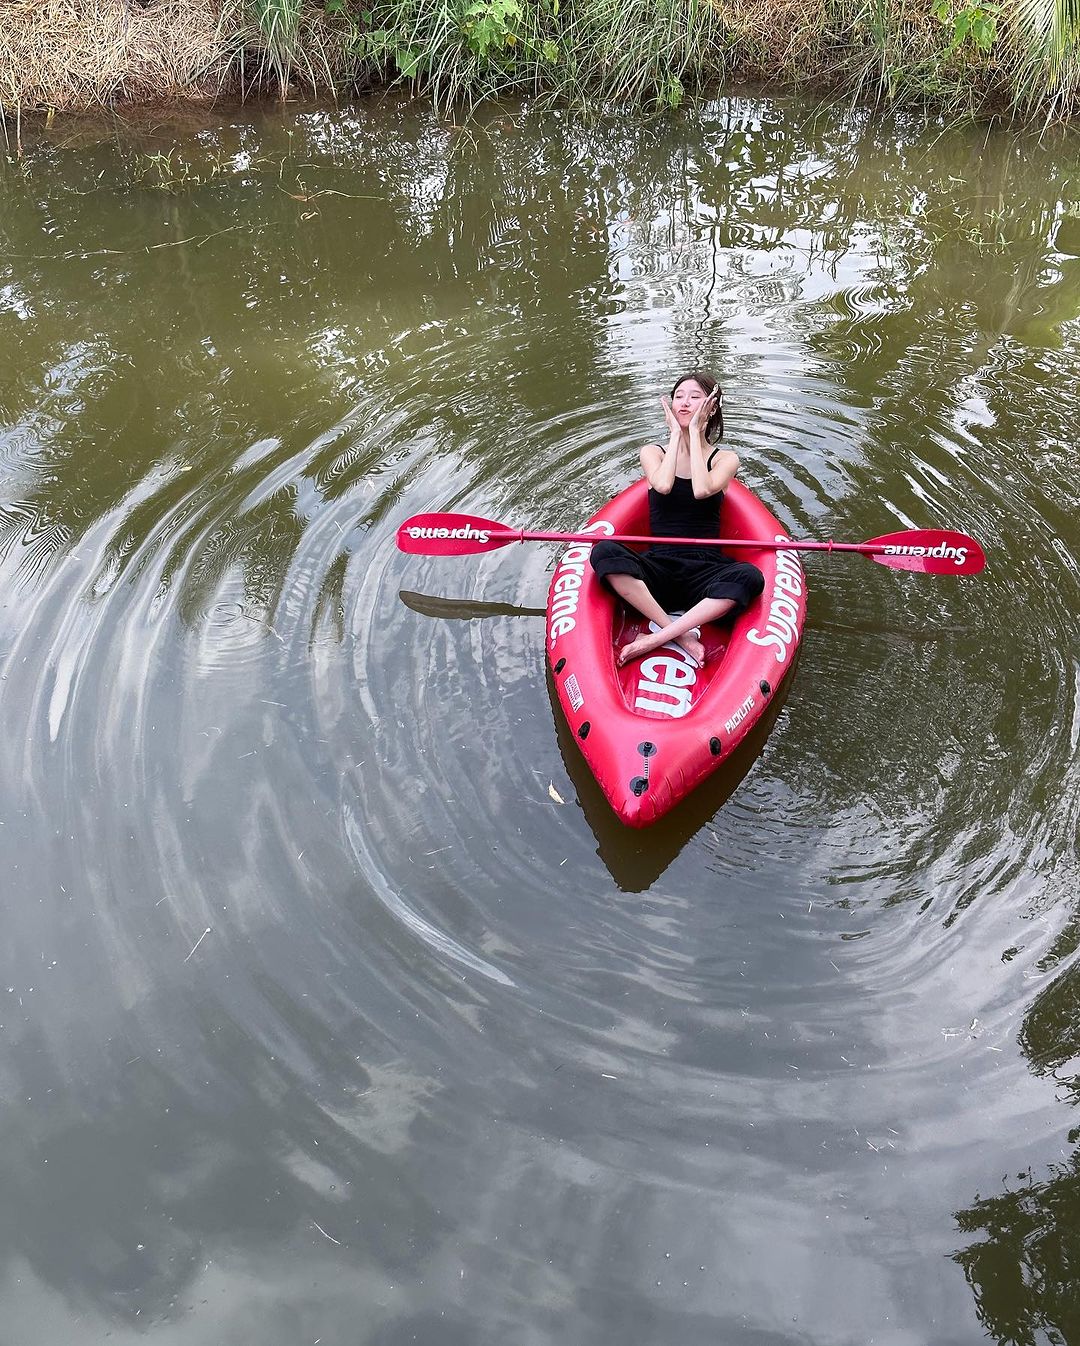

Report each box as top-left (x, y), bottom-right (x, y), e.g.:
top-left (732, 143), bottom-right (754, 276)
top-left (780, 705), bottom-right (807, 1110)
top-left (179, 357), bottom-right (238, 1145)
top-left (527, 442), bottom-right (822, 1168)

top-left (514, 529), bottom-right (895, 556)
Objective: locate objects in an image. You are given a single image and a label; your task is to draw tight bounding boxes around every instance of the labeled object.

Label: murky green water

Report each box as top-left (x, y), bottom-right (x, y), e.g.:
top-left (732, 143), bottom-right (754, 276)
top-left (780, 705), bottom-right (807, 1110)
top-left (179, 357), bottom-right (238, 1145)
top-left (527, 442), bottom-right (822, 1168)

top-left (2, 94), bottom-right (1079, 1344)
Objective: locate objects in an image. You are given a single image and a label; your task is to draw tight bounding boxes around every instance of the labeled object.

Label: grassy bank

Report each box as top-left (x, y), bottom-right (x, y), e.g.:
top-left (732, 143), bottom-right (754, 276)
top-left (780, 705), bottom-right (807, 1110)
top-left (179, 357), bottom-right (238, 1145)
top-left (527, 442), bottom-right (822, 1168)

top-left (0, 0), bottom-right (1078, 121)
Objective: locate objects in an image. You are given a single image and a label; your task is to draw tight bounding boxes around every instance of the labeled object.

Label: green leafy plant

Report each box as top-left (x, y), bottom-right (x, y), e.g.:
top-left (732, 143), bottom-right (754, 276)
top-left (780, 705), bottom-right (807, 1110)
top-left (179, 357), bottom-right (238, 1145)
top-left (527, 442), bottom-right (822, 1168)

top-left (933, 0), bottom-right (1000, 52)
top-left (462, 0), bottom-right (523, 59)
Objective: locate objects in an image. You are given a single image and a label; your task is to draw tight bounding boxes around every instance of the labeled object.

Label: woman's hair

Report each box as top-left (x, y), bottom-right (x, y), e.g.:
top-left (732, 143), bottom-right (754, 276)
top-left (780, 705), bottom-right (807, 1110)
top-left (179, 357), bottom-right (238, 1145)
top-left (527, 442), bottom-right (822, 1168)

top-left (672, 372), bottom-right (724, 443)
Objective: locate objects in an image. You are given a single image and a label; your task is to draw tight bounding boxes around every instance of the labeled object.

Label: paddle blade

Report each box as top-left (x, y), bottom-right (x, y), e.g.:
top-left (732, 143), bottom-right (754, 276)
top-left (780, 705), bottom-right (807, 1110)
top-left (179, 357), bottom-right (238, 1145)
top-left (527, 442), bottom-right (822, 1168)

top-left (868, 530), bottom-right (986, 575)
top-left (396, 513), bottom-right (520, 555)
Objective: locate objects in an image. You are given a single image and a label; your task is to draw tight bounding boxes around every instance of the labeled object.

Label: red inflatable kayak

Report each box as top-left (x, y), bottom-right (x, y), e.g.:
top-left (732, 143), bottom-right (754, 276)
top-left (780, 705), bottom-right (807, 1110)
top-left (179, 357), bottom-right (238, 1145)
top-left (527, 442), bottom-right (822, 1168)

top-left (545, 477), bottom-right (807, 827)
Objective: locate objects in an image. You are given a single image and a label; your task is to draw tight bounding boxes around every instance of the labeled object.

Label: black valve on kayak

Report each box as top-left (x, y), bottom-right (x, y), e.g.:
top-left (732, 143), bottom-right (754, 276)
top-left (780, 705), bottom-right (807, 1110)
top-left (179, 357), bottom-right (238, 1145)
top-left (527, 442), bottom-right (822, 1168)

top-left (578, 721), bottom-right (591, 740)
top-left (554, 658), bottom-right (566, 674)
top-left (709, 736), bottom-right (722, 756)
top-left (630, 740), bottom-right (657, 795)
top-left (759, 679), bottom-right (771, 696)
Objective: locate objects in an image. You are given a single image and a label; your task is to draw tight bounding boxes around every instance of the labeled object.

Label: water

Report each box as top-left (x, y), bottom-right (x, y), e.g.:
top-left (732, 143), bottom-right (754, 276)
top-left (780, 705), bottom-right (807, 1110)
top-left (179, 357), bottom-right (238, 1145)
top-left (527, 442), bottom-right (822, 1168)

top-left (1, 95), bottom-right (1079, 1345)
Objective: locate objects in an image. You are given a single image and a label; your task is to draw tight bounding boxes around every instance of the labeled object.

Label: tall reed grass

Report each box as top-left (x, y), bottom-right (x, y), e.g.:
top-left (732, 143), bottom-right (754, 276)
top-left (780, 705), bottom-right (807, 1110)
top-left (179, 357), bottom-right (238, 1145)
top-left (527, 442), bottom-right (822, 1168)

top-left (0, 0), bottom-right (1078, 120)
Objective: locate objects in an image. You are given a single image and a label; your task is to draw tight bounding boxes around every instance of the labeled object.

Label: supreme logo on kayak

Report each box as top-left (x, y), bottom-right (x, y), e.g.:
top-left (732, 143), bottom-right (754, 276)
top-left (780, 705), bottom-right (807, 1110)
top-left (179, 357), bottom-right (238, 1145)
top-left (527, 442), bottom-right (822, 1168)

top-left (633, 647), bottom-right (698, 718)
top-left (746, 536), bottom-right (805, 664)
top-left (548, 520), bottom-right (615, 647)
top-left (883, 541), bottom-right (969, 565)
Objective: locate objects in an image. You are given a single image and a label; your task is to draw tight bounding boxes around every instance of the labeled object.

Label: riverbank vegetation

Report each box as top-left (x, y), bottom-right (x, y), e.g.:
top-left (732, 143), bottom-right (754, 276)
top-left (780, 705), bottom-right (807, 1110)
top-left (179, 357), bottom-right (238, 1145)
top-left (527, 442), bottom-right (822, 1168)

top-left (0, 0), bottom-right (1078, 122)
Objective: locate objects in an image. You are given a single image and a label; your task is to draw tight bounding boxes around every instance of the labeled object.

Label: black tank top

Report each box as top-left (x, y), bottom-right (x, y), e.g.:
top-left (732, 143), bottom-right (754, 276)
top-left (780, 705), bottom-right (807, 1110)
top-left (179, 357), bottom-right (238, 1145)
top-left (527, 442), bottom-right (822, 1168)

top-left (648, 474), bottom-right (723, 546)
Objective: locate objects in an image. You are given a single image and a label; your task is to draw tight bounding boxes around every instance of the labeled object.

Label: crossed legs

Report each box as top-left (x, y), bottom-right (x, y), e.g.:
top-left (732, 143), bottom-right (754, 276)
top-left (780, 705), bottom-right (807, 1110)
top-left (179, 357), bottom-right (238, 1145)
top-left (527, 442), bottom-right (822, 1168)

top-left (605, 574), bottom-right (736, 668)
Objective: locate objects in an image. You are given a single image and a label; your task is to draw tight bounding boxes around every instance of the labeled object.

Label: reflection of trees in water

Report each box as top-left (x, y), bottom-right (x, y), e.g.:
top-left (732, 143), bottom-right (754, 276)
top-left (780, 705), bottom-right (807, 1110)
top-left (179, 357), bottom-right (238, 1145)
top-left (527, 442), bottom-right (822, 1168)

top-left (954, 1145), bottom-right (1080, 1346)
top-left (3, 101), bottom-right (1078, 621)
top-left (3, 100), bottom-right (1076, 879)
top-left (953, 960), bottom-right (1080, 1345)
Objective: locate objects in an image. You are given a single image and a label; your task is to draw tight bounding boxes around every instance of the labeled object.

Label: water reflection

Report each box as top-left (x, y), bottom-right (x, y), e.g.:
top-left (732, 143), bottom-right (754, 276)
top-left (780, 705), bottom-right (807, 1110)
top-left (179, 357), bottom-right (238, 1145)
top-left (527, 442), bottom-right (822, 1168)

top-left (956, 1140), bottom-right (1080, 1345)
top-left (2, 1012), bottom-right (447, 1330)
top-left (954, 956), bottom-right (1080, 1344)
top-left (398, 587), bottom-right (547, 621)
top-left (2, 95), bottom-right (1080, 1343)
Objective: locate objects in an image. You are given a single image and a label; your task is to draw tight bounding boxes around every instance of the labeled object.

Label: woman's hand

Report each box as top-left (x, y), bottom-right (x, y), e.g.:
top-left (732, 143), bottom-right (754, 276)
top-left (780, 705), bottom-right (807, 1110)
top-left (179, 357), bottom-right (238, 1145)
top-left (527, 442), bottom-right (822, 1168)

top-left (688, 389), bottom-right (718, 436)
top-left (660, 396), bottom-right (681, 438)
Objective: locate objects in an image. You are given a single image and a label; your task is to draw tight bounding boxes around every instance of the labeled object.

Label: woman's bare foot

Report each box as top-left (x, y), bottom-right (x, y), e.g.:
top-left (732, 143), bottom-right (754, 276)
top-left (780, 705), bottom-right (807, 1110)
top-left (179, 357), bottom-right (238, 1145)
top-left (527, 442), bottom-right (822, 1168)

top-left (679, 631), bottom-right (705, 666)
top-left (617, 633), bottom-right (657, 667)
top-left (617, 627), bottom-right (705, 668)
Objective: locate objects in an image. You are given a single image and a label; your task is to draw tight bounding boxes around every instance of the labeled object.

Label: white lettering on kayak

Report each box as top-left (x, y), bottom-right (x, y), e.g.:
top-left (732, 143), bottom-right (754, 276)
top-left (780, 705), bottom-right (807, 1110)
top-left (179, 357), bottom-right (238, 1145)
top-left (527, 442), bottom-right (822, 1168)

top-left (724, 692), bottom-right (756, 734)
top-left (746, 536), bottom-right (804, 664)
top-left (407, 524), bottom-right (490, 544)
top-left (548, 520), bottom-right (615, 647)
top-left (883, 541), bottom-right (968, 565)
top-left (634, 652), bottom-right (696, 718)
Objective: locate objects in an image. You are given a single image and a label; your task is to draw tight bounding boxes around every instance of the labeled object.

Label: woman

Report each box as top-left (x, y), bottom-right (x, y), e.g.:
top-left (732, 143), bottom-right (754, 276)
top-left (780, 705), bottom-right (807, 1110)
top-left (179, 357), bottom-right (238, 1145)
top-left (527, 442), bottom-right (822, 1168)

top-left (590, 372), bottom-right (764, 668)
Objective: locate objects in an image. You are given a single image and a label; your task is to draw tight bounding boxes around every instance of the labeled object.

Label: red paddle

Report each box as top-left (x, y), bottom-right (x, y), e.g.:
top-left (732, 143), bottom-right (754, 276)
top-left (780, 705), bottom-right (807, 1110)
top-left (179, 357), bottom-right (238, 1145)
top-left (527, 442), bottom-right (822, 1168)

top-left (396, 512), bottom-right (986, 575)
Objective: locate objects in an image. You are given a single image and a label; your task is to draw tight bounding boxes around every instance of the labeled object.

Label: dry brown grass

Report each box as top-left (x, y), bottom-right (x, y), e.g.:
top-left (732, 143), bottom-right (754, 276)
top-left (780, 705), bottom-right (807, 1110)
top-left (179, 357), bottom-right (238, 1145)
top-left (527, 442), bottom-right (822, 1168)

top-left (712, 0), bottom-right (829, 79)
top-left (0, 0), bottom-right (240, 110)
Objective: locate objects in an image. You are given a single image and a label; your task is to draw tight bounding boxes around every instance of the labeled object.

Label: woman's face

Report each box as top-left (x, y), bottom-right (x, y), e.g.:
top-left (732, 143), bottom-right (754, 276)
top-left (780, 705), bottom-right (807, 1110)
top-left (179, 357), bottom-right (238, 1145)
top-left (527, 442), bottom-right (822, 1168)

top-left (671, 378), bottom-right (711, 427)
